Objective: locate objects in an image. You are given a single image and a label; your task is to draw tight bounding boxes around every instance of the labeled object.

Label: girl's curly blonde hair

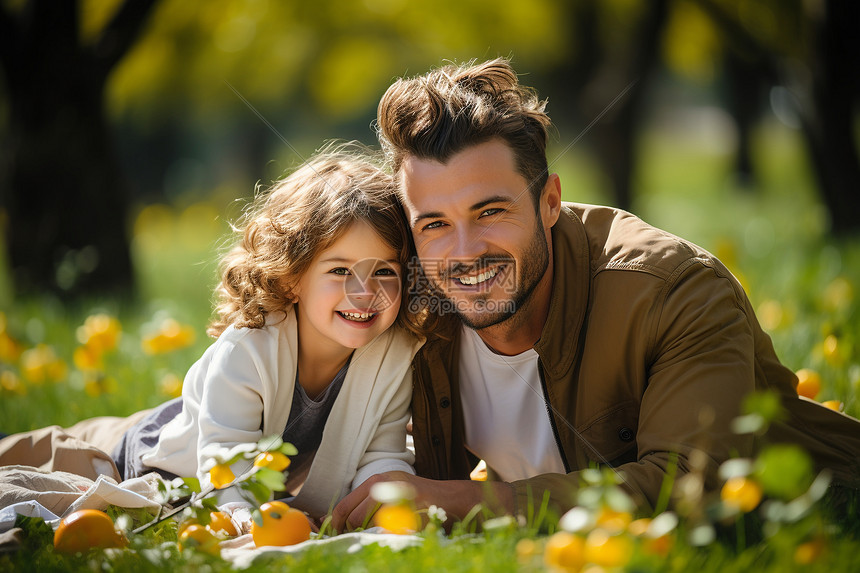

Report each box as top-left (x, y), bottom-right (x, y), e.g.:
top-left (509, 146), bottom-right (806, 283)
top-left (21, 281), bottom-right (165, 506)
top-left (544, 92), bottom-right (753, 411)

top-left (208, 143), bottom-right (413, 338)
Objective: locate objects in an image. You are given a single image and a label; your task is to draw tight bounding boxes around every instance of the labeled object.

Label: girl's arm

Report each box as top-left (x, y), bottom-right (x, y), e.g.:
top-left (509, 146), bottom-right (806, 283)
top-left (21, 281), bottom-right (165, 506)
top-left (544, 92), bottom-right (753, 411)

top-left (196, 336), bottom-right (271, 503)
top-left (351, 368), bottom-right (415, 490)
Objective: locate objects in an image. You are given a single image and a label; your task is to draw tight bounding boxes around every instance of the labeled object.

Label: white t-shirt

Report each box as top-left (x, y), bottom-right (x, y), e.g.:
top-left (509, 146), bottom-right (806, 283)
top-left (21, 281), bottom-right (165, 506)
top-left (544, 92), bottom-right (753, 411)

top-left (458, 326), bottom-right (566, 482)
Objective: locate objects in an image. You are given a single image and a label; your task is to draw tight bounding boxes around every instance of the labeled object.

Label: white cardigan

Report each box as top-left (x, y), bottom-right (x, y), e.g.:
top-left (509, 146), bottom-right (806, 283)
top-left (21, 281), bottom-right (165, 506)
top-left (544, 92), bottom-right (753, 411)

top-left (141, 309), bottom-right (423, 517)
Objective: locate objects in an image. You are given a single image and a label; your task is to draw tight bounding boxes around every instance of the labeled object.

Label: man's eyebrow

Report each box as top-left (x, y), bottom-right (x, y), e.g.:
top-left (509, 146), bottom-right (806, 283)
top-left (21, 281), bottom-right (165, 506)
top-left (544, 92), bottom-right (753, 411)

top-left (411, 211), bottom-right (445, 227)
top-left (470, 195), bottom-right (513, 211)
top-left (410, 195), bottom-right (514, 227)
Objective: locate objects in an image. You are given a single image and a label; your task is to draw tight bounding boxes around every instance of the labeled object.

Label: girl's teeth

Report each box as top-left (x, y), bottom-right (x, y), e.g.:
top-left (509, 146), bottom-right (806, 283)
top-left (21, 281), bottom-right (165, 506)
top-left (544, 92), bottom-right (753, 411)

top-left (340, 311), bottom-right (373, 322)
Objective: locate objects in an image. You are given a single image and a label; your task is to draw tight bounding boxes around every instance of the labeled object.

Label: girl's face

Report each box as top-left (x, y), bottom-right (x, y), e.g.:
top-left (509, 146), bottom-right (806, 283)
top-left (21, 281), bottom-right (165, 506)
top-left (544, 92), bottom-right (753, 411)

top-left (293, 220), bottom-right (402, 352)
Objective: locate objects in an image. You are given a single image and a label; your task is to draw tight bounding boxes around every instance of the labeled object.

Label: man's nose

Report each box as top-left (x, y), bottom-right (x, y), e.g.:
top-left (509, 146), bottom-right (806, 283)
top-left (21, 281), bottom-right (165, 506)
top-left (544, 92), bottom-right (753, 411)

top-left (447, 224), bottom-right (488, 261)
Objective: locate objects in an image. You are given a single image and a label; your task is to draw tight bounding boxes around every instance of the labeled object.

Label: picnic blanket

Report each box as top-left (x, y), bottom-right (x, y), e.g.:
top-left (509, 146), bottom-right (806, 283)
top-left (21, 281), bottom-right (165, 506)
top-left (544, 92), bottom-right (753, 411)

top-left (0, 464), bottom-right (422, 565)
top-left (0, 422), bottom-right (425, 565)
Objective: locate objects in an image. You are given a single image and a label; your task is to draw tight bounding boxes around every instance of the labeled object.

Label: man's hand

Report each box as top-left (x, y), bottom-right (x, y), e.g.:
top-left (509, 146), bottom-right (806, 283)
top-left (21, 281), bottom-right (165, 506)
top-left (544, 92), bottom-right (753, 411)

top-left (330, 471), bottom-right (515, 532)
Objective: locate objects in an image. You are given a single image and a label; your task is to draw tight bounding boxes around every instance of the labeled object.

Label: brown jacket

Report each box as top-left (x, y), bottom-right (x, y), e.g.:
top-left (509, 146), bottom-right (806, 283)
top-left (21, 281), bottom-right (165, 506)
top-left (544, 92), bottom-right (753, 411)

top-left (410, 203), bottom-right (860, 515)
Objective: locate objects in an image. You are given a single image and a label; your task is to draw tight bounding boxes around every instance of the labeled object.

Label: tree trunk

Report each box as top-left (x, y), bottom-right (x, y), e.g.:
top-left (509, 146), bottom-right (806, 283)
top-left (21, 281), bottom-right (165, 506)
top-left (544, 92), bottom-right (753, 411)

top-left (6, 69), bottom-right (134, 294)
top-left (803, 0), bottom-right (860, 235)
top-left (0, 0), bottom-right (158, 295)
top-left (583, 0), bottom-right (669, 210)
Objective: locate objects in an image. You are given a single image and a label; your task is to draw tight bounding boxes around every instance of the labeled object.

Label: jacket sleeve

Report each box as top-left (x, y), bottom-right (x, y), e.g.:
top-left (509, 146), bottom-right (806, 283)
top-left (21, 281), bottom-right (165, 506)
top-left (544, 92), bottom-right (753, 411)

top-left (511, 261), bottom-right (757, 515)
top-left (351, 367), bottom-right (416, 489)
top-left (196, 335), bottom-right (271, 503)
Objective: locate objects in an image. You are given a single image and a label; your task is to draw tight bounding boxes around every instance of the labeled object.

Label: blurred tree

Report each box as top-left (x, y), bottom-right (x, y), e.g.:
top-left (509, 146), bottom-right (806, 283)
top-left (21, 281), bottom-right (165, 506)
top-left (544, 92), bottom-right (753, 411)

top-left (0, 0), bottom-right (158, 295)
top-left (692, 0), bottom-right (860, 235)
top-left (541, 0), bottom-right (671, 211)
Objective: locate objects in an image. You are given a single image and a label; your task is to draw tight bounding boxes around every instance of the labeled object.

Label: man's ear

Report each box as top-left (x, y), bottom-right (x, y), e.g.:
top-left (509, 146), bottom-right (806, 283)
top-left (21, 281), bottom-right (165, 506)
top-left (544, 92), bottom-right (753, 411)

top-left (539, 173), bottom-right (562, 229)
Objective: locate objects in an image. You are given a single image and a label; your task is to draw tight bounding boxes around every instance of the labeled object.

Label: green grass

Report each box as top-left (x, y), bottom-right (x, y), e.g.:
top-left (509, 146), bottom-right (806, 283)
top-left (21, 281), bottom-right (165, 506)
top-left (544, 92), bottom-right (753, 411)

top-left (1, 120), bottom-right (859, 571)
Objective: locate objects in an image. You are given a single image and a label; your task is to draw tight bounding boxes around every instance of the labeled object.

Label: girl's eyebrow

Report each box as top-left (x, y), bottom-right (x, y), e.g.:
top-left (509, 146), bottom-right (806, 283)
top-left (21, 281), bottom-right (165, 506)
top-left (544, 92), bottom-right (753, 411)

top-left (317, 257), bottom-right (401, 264)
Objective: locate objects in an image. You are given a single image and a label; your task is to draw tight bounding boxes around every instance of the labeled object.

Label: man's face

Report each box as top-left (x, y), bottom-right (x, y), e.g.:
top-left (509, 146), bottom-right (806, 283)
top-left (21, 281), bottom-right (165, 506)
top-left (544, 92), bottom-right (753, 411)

top-left (400, 139), bottom-right (556, 330)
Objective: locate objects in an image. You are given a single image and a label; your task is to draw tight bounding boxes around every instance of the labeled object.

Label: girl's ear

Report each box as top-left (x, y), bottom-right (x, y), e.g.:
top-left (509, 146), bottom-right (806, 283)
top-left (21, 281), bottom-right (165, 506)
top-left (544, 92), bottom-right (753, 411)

top-left (281, 278), bottom-right (300, 303)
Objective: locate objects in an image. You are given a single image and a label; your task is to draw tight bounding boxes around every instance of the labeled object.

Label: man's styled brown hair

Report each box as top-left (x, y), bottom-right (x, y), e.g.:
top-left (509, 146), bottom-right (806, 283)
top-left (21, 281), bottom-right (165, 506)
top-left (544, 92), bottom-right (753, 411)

top-left (376, 57), bottom-right (552, 205)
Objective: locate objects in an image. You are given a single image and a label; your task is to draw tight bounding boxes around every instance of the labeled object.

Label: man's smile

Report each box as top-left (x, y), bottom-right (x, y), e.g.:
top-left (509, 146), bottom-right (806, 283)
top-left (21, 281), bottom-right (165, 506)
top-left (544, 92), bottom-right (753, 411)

top-left (455, 266), bottom-right (500, 286)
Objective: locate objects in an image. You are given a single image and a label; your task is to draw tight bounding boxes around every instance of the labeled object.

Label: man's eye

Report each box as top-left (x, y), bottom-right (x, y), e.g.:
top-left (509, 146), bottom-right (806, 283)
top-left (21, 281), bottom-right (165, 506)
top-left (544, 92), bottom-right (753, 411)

top-left (422, 221), bottom-right (445, 231)
top-left (480, 208), bottom-right (503, 217)
top-left (329, 267), bottom-right (350, 275)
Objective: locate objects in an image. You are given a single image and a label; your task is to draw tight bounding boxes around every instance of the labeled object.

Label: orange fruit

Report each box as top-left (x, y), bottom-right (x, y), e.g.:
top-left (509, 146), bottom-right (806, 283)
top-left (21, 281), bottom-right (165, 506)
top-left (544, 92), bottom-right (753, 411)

top-left (178, 524), bottom-right (220, 555)
top-left (208, 511), bottom-right (238, 537)
top-left (795, 537), bottom-right (826, 564)
top-left (251, 501), bottom-right (311, 547)
top-left (795, 368), bottom-right (821, 399)
top-left (373, 503), bottom-right (419, 535)
top-left (821, 400), bottom-right (843, 412)
top-left (584, 529), bottom-right (633, 568)
top-left (543, 531), bottom-right (585, 571)
top-left (627, 517), bottom-right (652, 537)
top-left (253, 451), bottom-right (290, 472)
top-left (176, 517), bottom-right (200, 537)
top-left (643, 534), bottom-right (674, 557)
top-left (209, 463), bottom-right (235, 489)
top-left (53, 509), bottom-right (126, 554)
top-left (595, 506), bottom-right (633, 534)
top-left (721, 476), bottom-right (763, 512)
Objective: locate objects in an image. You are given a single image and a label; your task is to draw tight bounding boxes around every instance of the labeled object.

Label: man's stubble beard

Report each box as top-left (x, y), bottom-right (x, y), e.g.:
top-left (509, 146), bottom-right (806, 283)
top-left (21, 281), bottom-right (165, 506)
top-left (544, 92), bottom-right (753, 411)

top-left (449, 223), bottom-right (550, 332)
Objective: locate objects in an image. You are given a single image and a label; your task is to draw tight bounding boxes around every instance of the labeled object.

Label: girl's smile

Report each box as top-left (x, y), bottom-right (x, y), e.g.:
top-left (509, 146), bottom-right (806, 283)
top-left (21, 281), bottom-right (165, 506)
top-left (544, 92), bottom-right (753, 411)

top-left (293, 220), bottom-right (402, 354)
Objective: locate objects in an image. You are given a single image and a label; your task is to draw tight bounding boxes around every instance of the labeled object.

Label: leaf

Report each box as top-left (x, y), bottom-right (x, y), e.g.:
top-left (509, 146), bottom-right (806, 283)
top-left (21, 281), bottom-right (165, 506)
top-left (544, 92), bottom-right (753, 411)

top-left (279, 442), bottom-right (299, 456)
top-left (14, 515), bottom-right (54, 549)
top-left (257, 435), bottom-right (283, 452)
top-left (605, 486), bottom-right (636, 513)
top-left (241, 480), bottom-right (271, 505)
top-left (181, 477), bottom-right (201, 494)
top-left (741, 390), bottom-right (786, 424)
top-left (254, 467), bottom-right (287, 492)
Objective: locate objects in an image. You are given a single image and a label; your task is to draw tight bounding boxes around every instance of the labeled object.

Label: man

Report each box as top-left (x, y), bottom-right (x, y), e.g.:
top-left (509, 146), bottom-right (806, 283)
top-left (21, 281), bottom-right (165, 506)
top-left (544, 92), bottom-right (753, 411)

top-left (331, 58), bottom-right (860, 530)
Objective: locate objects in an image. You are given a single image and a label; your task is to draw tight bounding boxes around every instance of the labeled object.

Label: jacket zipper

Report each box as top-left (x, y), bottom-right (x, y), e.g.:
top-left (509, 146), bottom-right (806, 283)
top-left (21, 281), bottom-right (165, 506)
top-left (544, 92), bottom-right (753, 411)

top-left (538, 360), bottom-right (571, 472)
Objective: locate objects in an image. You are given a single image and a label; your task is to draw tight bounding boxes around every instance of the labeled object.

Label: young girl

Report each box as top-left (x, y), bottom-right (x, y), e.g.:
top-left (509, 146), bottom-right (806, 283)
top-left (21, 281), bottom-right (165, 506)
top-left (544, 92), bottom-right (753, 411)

top-left (111, 145), bottom-right (424, 521)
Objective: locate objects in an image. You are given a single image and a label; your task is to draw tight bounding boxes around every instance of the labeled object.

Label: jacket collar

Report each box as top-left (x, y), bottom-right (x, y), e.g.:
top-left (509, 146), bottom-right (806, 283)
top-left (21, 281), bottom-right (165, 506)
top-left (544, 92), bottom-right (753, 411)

top-left (534, 205), bottom-right (591, 379)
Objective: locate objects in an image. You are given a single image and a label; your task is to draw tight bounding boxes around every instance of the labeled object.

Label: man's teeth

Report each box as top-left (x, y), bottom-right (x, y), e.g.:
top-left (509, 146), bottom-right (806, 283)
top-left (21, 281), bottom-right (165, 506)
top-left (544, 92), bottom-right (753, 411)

top-left (457, 267), bottom-right (498, 286)
top-left (340, 311), bottom-right (374, 322)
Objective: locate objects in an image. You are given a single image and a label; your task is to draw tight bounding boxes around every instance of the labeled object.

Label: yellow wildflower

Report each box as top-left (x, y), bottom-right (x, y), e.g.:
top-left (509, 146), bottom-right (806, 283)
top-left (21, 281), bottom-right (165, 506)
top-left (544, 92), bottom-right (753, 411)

top-left (83, 373), bottom-right (118, 397)
top-left (76, 314), bottom-right (121, 353)
top-left (142, 318), bottom-right (196, 355)
top-left (0, 370), bottom-right (25, 395)
top-left (73, 344), bottom-right (104, 372)
top-left (21, 344), bottom-right (67, 384)
top-left (159, 372), bottom-right (183, 398)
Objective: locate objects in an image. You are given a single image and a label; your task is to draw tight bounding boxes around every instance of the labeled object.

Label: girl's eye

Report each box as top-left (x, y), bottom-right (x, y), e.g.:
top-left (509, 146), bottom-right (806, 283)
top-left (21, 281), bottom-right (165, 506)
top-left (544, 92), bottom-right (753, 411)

top-left (374, 267), bottom-right (398, 277)
top-left (329, 267), bottom-right (350, 275)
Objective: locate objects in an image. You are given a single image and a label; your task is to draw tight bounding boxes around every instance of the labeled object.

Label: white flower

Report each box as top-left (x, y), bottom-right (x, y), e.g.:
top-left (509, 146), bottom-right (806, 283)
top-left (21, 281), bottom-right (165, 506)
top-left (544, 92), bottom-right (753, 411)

top-left (370, 481), bottom-right (416, 504)
top-left (559, 506), bottom-right (594, 533)
top-left (427, 505), bottom-right (447, 524)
